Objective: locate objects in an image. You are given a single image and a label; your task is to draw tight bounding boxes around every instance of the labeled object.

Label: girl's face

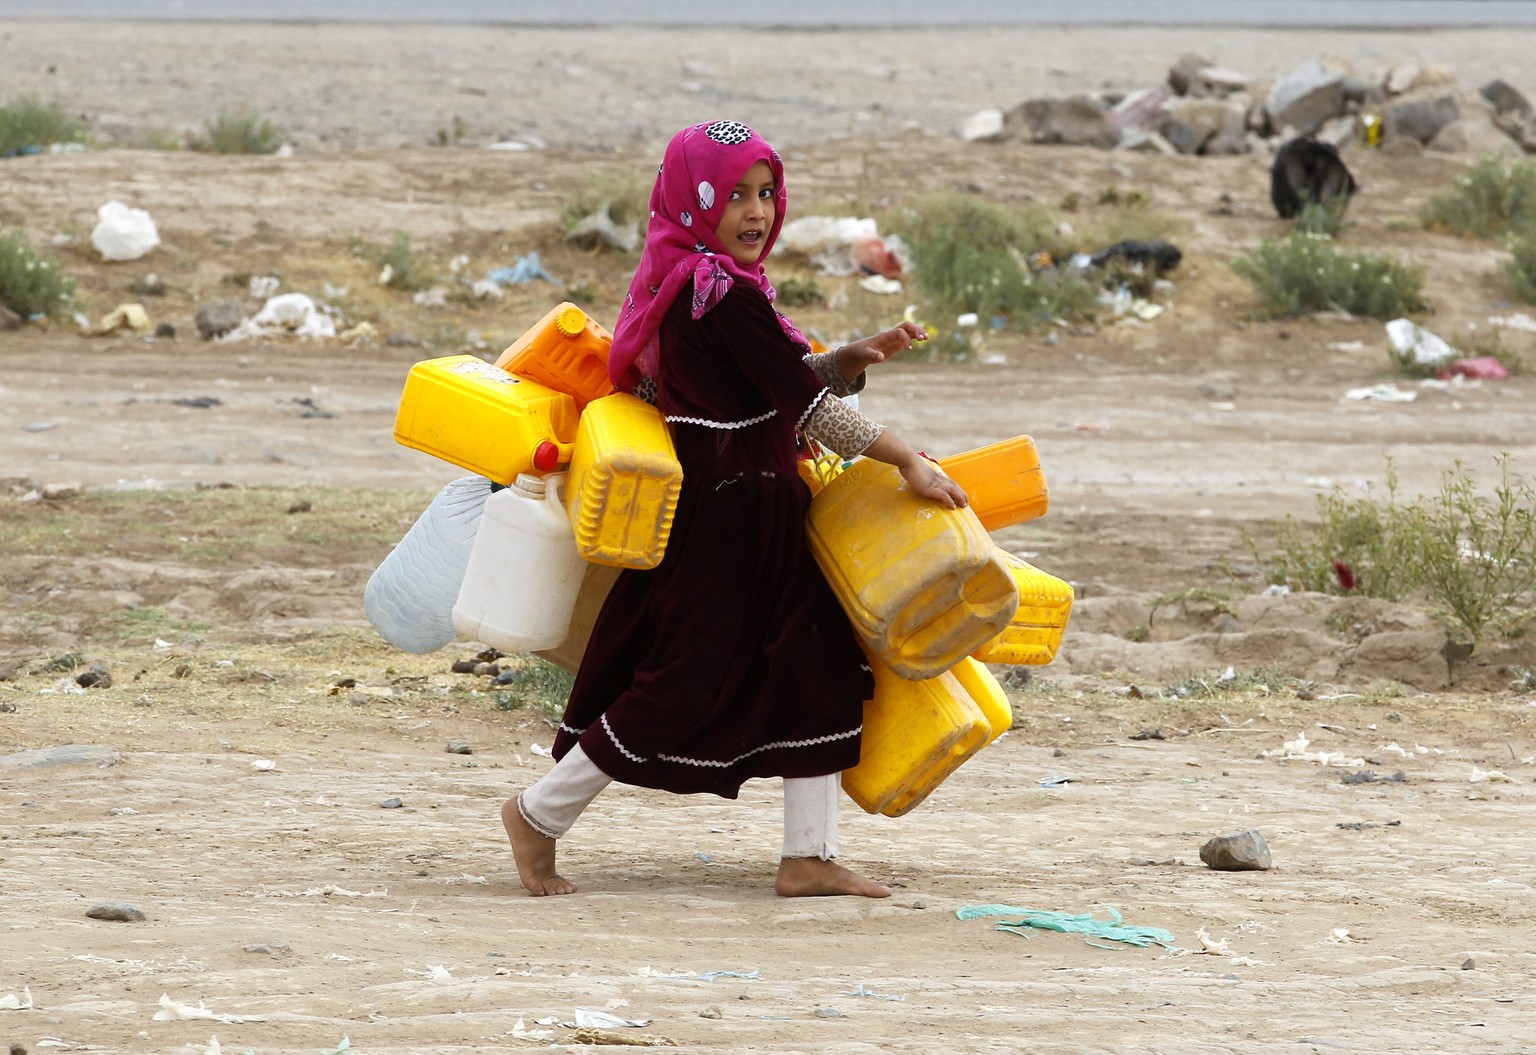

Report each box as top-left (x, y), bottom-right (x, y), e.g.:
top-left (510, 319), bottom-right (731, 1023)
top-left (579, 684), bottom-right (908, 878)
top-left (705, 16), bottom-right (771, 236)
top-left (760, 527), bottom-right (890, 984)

top-left (713, 160), bottom-right (776, 268)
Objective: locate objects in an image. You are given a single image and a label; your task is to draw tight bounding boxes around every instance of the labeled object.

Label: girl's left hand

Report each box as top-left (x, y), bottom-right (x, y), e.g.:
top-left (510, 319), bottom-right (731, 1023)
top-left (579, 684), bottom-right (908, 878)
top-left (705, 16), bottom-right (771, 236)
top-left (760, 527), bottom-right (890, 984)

top-left (834, 321), bottom-right (928, 382)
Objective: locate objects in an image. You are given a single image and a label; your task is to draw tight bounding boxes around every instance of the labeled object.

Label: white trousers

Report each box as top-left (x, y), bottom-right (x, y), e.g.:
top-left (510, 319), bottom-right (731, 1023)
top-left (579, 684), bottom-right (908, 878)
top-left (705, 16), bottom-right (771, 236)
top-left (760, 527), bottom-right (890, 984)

top-left (517, 743), bottom-right (839, 860)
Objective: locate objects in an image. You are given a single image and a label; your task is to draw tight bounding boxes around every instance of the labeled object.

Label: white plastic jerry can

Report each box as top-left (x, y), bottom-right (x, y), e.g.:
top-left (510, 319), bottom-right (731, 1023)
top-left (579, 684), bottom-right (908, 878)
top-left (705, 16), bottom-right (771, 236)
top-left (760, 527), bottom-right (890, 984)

top-left (452, 472), bottom-right (585, 653)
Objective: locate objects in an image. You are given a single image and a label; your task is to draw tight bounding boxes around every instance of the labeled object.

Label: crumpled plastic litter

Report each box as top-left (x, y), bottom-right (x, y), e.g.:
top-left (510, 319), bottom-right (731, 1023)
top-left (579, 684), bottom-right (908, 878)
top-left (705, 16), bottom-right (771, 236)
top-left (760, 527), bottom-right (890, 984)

top-left (956, 904), bottom-right (1178, 950)
top-left (1438, 356), bottom-right (1509, 380)
top-left (84, 302), bottom-right (152, 336)
top-left (1260, 730), bottom-right (1364, 768)
top-left (858, 275), bottom-right (902, 295)
top-left (842, 983), bottom-right (905, 1001)
top-left (1489, 312), bottom-right (1536, 333)
top-left (1342, 382), bottom-right (1415, 402)
top-left (488, 252), bottom-right (561, 286)
top-left (0, 987), bottom-right (33, 1010)
top-left (91, 200), bottom-right (160, 261)
top-left (565, 202), bottom-right (640, 252)
top-left (779, 216), bottom-right (907, 277)
top-left (219, 293), bottom-right (338, 341)
top-left (152, 993), bottom-right (265, 1024)
top-left (1385, 317), bottom-right (1455, 367)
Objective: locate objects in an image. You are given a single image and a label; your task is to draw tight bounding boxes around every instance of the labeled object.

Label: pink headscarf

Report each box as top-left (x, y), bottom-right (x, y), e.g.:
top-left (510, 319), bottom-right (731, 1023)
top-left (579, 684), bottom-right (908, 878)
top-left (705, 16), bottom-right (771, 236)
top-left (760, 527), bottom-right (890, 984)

top-left (609, 120), bottom-right (807, 391)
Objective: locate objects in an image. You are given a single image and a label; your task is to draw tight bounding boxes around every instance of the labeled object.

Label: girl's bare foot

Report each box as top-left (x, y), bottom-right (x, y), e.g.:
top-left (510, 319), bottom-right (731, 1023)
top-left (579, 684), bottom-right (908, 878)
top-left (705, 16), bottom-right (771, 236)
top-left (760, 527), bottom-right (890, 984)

top-left (774, 857), bottom-right (892, 898)
top-left (501, 796), bottom-right (577, 896)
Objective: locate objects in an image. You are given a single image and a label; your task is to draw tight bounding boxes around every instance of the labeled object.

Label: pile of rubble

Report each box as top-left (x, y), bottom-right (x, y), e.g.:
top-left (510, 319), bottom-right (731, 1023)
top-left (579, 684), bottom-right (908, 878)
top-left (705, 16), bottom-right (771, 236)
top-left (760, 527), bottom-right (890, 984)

top-left (964, 53), bottom-right (1536, 158)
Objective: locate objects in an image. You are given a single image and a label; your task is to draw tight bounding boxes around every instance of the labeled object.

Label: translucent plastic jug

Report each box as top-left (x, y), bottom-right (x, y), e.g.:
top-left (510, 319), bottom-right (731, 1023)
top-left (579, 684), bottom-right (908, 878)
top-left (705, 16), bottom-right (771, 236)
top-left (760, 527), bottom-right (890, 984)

top-left (806, 458), bottom-right (1019, 680)
top-left (972, 549), bottom-right (1075, 666)
top-left (936, 435), bottom-right (1049, 533)
top-left (842, 648), bottom-right (992, 817)
top-left (393, 355), bottom-right (578, 484)
top-left (364, 475), bottom-right (491, 654)
top-left (495, 302), bottom-right (616, 410)
top-left (566, 392), bottom-right (683, 570)
top-left (452, 472), bottom-right (584, 652)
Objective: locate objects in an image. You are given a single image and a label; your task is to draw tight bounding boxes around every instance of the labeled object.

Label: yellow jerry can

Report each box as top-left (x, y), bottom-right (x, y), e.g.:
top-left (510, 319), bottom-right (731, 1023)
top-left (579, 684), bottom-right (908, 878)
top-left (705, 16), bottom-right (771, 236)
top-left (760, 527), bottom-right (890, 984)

top-left (565, 391), bottom-right (683, 570)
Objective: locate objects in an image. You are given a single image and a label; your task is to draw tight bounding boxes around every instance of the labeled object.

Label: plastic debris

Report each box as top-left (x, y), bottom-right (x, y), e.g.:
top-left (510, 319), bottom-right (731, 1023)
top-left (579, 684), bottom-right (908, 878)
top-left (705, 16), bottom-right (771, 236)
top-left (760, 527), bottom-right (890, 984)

top-left (566, 203), bottom-right (640, 252)
top-left (91, 200), bottom-right (161, 261)
top-left (488, 252), bottom-right (561, 286)
top-left (1385, 318), bottom-right (1455, 368)
top-left (1342, 382), bottom-right (1415, 402)
top-left (508, 1018), bottom-right (553, 1041)
top-left (1261, 731), bottom-right (1364, 768)
top-left (1270, 135), bottom-right (1358, 219)
top-left (152, 993), bottom-right (265, 1024)
top-left (956, 904), bottom-right (1178, 950)
top-left (84, 302), bottom-right (152, 336)
top-left (219, 293), bottom-right (338, 342)
top-left (1439, 356), bottom-right (1509, 380)
top-left (0, 987), bottom-right (33, 1010)
top-left (1489, 312), bottom-right (1536, 333)
top-left (858, 275), bottom-right (902, 295)
top-left (573, 1008), bottom-right (653, 1028)
top-left (1038, 774), bottom-right (1074, 788)
top-left (841, 983), bottom-right (905, 1001)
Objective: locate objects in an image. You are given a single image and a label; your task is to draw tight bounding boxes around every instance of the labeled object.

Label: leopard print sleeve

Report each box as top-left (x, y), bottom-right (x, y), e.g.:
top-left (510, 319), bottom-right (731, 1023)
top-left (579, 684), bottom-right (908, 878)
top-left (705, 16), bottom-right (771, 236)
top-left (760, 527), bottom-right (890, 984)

top-left (804, 394), bottom-right (885, 458)
top-left (804, 351), bottom-right (868, 398)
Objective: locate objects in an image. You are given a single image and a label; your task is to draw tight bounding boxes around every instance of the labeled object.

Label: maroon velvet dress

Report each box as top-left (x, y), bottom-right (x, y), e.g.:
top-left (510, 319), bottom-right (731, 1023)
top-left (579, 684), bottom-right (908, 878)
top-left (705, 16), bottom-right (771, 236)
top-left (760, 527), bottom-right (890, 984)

top-left (550, 280), bottom-right (872, 797)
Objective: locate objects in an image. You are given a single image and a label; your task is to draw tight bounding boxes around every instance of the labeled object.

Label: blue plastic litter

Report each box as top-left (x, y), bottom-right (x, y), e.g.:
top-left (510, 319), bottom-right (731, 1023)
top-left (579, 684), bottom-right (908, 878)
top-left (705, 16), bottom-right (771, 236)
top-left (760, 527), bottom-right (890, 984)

top-left (956, 904), bottom-right (1178, 950)
top-left (487, 251), bottom-right (560, 286)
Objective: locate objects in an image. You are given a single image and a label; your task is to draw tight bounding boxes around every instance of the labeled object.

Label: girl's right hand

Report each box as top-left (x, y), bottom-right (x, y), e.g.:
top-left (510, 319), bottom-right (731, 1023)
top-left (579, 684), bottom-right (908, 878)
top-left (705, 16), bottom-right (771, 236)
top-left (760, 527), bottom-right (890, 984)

top-left (900, 455), bottom-right (968, 510)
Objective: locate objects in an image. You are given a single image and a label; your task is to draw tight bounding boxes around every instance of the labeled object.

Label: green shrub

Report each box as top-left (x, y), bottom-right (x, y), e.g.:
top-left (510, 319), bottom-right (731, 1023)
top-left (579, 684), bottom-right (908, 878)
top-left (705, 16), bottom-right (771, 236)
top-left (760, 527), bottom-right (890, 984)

top-left (1247, 457), bottom-right (1536, 643)
top-left (1231, 231), bottom-right (1427, 320)
top-left (888, 194), bottom-right (1098, 330)
top-left (776, 276), bottom-right (823, 307)
top-left (191, 111), bottom-right (284, 155)
top-left (0, 93), bottom-right (84, 156)
top-left (1504, 225), bottom-right (1536, 304)
top-left (0, 229), bottom-right (76, 319)
top-left (361, 232), bottom-right (435, 293)
top-left (1419, 154), bottom-right (1536, 240)
top-left (1294, 196), bottom-right (1349, 237)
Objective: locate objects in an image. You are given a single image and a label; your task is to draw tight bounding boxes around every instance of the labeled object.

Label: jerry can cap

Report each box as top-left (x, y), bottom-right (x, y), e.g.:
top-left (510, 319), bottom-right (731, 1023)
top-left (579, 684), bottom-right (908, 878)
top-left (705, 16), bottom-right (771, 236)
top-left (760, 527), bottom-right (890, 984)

top-left (555, 304), bottom-right (588, 338)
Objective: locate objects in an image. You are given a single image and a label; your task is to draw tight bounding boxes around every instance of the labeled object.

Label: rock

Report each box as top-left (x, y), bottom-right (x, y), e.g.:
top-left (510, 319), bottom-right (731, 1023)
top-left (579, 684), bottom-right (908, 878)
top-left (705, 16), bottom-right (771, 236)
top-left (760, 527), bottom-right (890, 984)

top-left (75, 664), bottom-right (112, 689)
top-left (1384, 90), bottom-right (1460, 144)
top-left (1428, 115), bottom-right (1521, 156)
top-left (1315, 114), bottom-right (1362, 150)
top-left (0, 302), bottom-right (22, 331)
top-left (1160, 98), bottom-right (1244, 155)
top-left (961, 108), bottom-right (1005, 143)
top-left (379, 796), bottom-right (404, 808)
top-left (194, 299), bottom-right (243, 339)
top-left (1350, 628), bottom-right (1451, 690)
top-left (1167, 52), bottom-right (1214, 96)
top-left (446, 740), bottom-right (473, 755)
top-left (1385, 62), bottom-right (1421, 96)
top-left (1189, 66), bottom-right (1250, 99)
top-left (86, 900), bottom-right (146, 922)
top-left (243, 941), bottom-right (291, 956)
top-left (1266, 61), bottom-right (1347, 136)
top-left (153, 322), bottom-right (176, 338)
top-left (1380, 135), bottom-right (1425, 157)
top-left (41, 482), bottom-right (83, 500)
top-left (1199, 828), bottom-right (1273, 871)
top-left (1481, 78), bottom-right (1533, 118)
top-left (1006, 96), bottom-right (1118, 148)
top-left (450, 658), bottom-right (479, 674)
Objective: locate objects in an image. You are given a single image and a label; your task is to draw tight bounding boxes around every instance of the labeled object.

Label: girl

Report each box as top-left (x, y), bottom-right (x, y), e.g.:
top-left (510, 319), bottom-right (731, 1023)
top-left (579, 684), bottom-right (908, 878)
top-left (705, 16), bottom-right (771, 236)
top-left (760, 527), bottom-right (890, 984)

top-left (503, 119), bottom-right (967, 898)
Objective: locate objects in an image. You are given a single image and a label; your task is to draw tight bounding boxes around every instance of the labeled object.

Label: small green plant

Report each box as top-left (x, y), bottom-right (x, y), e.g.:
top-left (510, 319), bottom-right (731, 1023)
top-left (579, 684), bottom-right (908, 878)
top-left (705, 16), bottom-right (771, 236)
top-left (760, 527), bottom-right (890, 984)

top-left (888, 194), bottom-right (1099, 330)
top-left (493, 657), bottom-right (576, 715)
top-left (0, 93), bottom-right (84, 156)
top-left (776, 276), bottom-right (823, 307)
top-left (363, 232), bottom-right (435, 293)
top-left (1122, 624), bottom-right (1150, 643)
top-left (191, 110), bottom-right (284, 155)
top-left (1503, 225), bottom-right (1536, 305)
top-left (1163, 666), bottom-right (1302, 698)
top-left (0, 229), bottom-right (76, 319)
top-left (435, 113), bottom-right (469, 147)
top-left (1510, 666), bottom-right (1536, 691)
top-left (1294, 196), bottom-right (1349, 237)
top-left (1419, 153), bottom-right (1536, 240)
top-left (1231, 231), bottom-right (1427, 320)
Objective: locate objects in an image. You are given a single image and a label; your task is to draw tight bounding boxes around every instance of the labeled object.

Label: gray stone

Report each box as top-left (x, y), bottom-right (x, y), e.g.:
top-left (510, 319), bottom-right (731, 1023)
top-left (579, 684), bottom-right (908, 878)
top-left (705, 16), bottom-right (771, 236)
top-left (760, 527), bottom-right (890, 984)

top-left (1384, 91), bottom-right (1461, 144)
top-left (1481, 78), bottom-right (1533, 118)
top-left (1199, 829), bottom-right (1273, 871)
top-left (194, 299), bottom-right (243, 339)
top-left (1428, 115), bottom-right (1521, 156)
top-left (0, 745), bottom-right (122, 770)
top-left (86, 900), bottom-right (146, 922)
top-left (1167, 52), bottom-right (1214, 96)
top-left (1315, 114), bottom-right (1362, 150)
top-left (446, 740), bottom-right (473, 755)
top-left (1385, 62), bottom-right (1421, 96)
top-left (1189, 66), bottom-right (1250, 99)
top-left (1160, 98), bottom-right (1241, 155)
top-left (1007, 96), bottom-right (1118, 148)
top-left (1266, 61), bottom-right (1347, 136)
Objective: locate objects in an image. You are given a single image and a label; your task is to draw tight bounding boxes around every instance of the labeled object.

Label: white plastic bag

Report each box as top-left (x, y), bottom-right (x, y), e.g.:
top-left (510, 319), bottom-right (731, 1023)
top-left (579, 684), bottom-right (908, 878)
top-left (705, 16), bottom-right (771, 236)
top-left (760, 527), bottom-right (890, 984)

top-left (1385, 318), bottom-right (1455, 367)
top-left (90, 200), bottom-right (161, 262)
top-left (365, 476), bottom-right (492, 653)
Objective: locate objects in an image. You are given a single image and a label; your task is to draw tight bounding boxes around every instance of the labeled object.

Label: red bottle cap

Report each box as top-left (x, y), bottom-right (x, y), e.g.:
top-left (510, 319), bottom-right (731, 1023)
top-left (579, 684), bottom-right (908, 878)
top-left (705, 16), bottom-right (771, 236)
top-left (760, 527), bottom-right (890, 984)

top-left (532, 441), bottom-right (560, 473)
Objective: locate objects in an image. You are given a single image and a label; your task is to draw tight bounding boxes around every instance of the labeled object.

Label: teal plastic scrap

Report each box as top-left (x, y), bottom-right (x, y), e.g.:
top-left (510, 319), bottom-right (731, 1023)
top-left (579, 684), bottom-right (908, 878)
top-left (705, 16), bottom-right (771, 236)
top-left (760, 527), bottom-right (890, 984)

top-left (956, 904), bottom-right (1178, 951)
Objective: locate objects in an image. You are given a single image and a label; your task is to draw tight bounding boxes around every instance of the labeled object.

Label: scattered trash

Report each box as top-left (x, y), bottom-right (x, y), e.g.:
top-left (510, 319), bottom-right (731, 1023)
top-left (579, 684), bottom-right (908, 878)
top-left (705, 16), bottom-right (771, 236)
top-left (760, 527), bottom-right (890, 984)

top-left (487, 252), bottom-right (560, 285)
top-left (84, 302), bottom-right (152, 336)
top-left (1269, 135), bottom-right (1358, 219)
top-left (1261, 584), bottom-right (1292, 597)
top-left (251, 759), bottom-right (277, 772)
top-left (572, 1008), bottom-right (653, 1028)
top-left (1439, 356), bottom-right (1509, 380)
top-left (858, 274), bottom-right (902, 295)
top-left (778, 215), bottom-right (909, 278)
top-left (566, 202), bottom-right (640, 253)
top-left (1342, 382), bottom-right (1415, 402)
top-left (153, 993), bottom-right (265, 1024)
top-left (1469, 765), bottom-right (1514, 783)
top-left (91, 200), bottom-right (161, 261)
top-left (1038, 774), bottom-right (1074, 788)
top-left (1385, 317), bottom-right (1455, 368)
top-left (219, 293), bottom-right (341, 341)
top-left (1325, 927), bottom-right (1362, 945)
top-left (0, 987), bottom-right (33, 1011)
top-left (956, 904), bottom-right (1178, 950)
top-left (1261, 731), bottom-right (1364, 768)
top-left (1488, 312), bottom-right (1536, 333)
top-left (841, 983), bottom-right (905, 1001)
top-left (636, 966), bottom-right (760, 981)
top-left (508, 1019), bottom-right (553, 1041)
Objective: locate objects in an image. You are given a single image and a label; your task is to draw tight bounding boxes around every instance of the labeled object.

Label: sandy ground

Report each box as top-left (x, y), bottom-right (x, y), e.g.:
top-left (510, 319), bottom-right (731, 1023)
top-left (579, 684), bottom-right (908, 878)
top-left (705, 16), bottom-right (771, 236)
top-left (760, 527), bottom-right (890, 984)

top-left (3, 20), bottom-right (1536, 1055)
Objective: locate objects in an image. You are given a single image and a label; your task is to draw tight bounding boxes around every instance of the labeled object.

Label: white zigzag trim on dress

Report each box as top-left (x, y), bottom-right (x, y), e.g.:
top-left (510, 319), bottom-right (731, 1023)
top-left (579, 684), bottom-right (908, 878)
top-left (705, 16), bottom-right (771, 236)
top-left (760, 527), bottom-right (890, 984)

top-left (665, 408), bottom-right (776, 429)
top-left (795, 387), bottom-right (830, 430)
top-left (559, 721), bottom-right (584, 737)
top-left (657, 724), bottom-right (861, 769)
top-left (602, 713), bottom-right (648, 763)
